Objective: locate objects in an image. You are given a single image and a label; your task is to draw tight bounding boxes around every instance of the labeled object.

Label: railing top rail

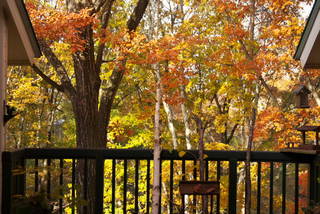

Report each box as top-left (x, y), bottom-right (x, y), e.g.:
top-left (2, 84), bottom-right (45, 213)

top-left (6, 148), bottom-right (316, 163)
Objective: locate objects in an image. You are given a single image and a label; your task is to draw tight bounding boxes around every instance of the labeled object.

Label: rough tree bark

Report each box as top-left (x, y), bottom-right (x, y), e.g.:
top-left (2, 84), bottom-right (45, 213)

top-left (245, 107), bottom-right (257, 214)
top-left (193, 115), bottom-right (209, 214)
top-left (244, 1), bottom-right (257, 213)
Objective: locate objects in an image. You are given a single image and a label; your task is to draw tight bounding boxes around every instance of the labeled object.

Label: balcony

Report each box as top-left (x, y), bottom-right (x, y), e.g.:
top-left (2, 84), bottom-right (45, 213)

top-left (2, 148), bottom-right (319, 213)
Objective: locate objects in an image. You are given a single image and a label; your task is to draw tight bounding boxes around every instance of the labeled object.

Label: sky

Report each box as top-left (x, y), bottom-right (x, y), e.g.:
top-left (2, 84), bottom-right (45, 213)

top-left (301, 1), bottom-right (314, 19)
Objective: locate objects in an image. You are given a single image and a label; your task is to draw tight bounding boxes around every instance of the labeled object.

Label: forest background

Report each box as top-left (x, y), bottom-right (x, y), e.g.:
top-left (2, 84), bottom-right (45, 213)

top-left (5, 0), bottom-right (320, 212)
top-left (7, 0), bottom-right (318, 154)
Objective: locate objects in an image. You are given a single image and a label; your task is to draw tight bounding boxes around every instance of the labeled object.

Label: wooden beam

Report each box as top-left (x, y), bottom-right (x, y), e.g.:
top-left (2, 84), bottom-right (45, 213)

top-left (5, 0), bottom-right (37, 64)
top-left (0, 4), bottom-right (8, 212)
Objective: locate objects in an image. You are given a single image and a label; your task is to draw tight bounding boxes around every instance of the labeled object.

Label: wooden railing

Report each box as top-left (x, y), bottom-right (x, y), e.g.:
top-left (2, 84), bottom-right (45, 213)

top-left (2, 148), bottom-right (319, 213)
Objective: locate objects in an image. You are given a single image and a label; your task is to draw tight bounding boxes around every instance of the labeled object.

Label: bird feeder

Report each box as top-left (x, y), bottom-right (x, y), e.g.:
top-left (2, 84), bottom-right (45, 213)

top-left (293, 85), bottom-right (311, 108)
top-left (281, 125), bottom-right (320, 154)
top-left (295, 126), bottom-right (320, 150)
top-left (4, 105), bottom-right (17, 124)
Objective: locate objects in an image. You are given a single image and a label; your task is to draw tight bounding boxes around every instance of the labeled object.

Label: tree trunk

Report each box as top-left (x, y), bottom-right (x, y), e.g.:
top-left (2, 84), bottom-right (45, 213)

top-left (306, 76), bottom-right (320, 106)
top-left (71, 48), bottom-right (105, 214)
top-left (180, 86), bottom-right (192, 149)
top-left (245, 108), bottom-right (257, 214)
top-left (163, 101), bottom-right (178, 149)
top-left (32, 1), bottom-right (149, 213)
top-left (195, 118), bottom-right (208, 214)
top-left (152, 69), bottom-right (162, 214)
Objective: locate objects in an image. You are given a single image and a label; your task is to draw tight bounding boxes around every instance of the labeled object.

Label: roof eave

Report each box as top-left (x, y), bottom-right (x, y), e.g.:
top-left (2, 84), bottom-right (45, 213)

top-left (294, 0), bottom-right (320, 60)
top-left (5, 0), bottom-right (41, 65)
top-left (16, 0), bottom-right (41, 59)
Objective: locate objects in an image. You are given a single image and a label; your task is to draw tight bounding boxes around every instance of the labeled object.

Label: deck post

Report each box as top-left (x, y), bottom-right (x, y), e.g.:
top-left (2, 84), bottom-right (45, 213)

top-left (0, 4), bottom-right (8, 212)
top-left (310, 156), bottom-right (320, 204)
top-left (309, 158), bottom-right (320, 207)
top-left (228, 159), bottom-right (237, 214)
top-left (2, 152), bottom-right (12, 214)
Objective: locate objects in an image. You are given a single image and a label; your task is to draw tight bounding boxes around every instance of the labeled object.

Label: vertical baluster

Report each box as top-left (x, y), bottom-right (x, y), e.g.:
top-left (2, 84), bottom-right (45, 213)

top-left (95, 156), bottom-right (104, 213)
top-left (19, 159), bottom-right (26, 196)
top-left (123, 159), bottom-right (127, 214)
top-left (169, 160), bottom-right (174, 214)
top-left (47, 159), bottom-right (51, 199)
top-left (59, 159), bottom-right (63, 214)
top-left (216, 161), bottom-right (221, 213)
top-left (257, 162), bottom-right (261, 214)
top-left (269, 162), bottom-right (274, 214)
top-left (71, 159), bottom-right (75, 214)
top-left (112, 159), bottom-right (116, 214)
top-left (135, 159), bottom-right (139, 213)
top-left (193, 159), bottom-right (197, 213)
top-left (228, 159), bottom-right (237, 214)
top-left (282, 163), bottom-right (287, 214)
top-left (205, 160), bottom-right (209, 213)
top-left (295, 163), bottom-right (299, 214)
top-left (35, 159), bottom-right (39, 192)
top-left (206, 160), bottom-right (209, 181)
top-left (309, 162), bottom-right (316, 207)
top-left (146, 160), bottom-right (150, 214)
top-left (84, 158), bottom-right (88, 213)
top-left (210, 195), bottom-right (213, 214)
top-left (2, 152), bottom-right (12, 214)
top-left (182, 160), bottom-right (186, 213)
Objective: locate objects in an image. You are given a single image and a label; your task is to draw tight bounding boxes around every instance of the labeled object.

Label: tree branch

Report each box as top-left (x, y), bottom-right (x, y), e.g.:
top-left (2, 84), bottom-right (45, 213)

top-left (32, 64), bottom-right (64, 92)
top-left (95, 0), bottom-right (115, 69)
top-left (239, 39), bottom-right (252, 60)
top-left (98, 0), bottom-right (149, 126)
top-left (127, 0), bottom-right (149, 31)
top-left (227, 123), bottom-right (239, 144)
top-left (214, 94), bottom-right (222, 114)
top-left (38, 39), bottom-right (76, 97)
top-left (258, 75), bottom-right (280, 107)
top-left (98, 60), bottom-right (129, 136)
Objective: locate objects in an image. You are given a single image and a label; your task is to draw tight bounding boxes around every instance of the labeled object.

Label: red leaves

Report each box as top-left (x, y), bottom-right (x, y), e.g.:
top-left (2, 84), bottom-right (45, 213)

top-left (255, 107), bottom-right (320, 149)
top-left (26, 2), bottom-right (97, 52)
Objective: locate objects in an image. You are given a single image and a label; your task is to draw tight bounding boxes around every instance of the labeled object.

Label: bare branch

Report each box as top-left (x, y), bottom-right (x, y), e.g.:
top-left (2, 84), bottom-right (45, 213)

top-left (95, 0), bottom-right (115, 70)
top-left (38, 39), bottom-right (76, 96)
top-left (258, 75), bottom-right (280, 107)
top-left (227, 123), bottom-right (239, 144)
top-left (127, 0), bottom-right (149, 31)
top-left (239, 39), bottom-right (252, 60)
top-left (99, 62), bottom-right (126, 126)
top-left (101, 59), bottom-right (115, 63)
top-left (32, 64), bottom-right (64, 92)
top-left (213, 94), bottom-right (222, 114)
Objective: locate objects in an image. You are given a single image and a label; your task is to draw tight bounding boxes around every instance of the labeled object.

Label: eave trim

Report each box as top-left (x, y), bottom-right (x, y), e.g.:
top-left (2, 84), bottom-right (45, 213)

top-left (294, 0), bottom-right (320, 60)
top-left (15, 0), bottom-right (41, 58)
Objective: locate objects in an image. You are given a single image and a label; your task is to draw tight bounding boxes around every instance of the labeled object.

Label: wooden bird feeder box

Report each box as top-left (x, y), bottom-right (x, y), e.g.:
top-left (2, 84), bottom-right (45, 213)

top-left (281, 125), bottom-right (320, 154)
top-left (293, 85), bottom-right (311, 108)
top-left (296, 126), bottom-right (320, 150)
top-left (179, 181), bottom-right (220, 195)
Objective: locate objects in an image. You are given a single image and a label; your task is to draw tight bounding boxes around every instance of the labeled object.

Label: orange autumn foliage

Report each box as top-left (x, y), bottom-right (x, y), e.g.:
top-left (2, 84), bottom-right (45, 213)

top-left (255, 107), bottom-right (320, 149)
top-left (26, 2), bottom-right (97, 52)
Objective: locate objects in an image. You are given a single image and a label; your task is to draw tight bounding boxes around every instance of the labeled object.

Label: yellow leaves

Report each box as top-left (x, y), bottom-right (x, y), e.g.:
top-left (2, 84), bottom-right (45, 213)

top-left (178, 151), bottom-right (186, 157)
top-left (214, 114), bottom-right (228, 133)
top-left (206, 142), bottom-right (234, 151)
